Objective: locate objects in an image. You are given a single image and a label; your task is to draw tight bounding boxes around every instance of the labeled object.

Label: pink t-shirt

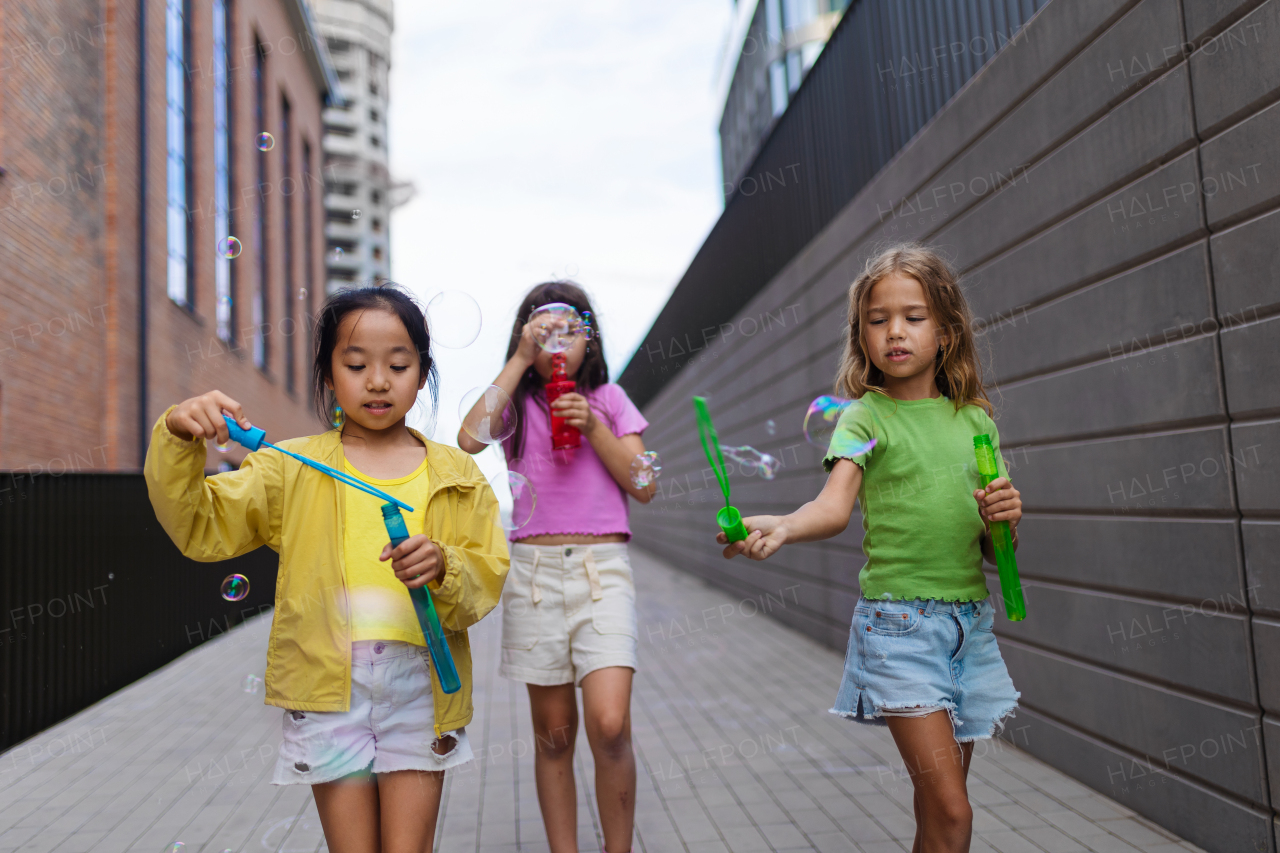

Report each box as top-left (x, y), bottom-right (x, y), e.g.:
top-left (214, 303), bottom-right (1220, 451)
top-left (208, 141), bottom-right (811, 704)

top-left (502, 383), bottom-right (649, 541)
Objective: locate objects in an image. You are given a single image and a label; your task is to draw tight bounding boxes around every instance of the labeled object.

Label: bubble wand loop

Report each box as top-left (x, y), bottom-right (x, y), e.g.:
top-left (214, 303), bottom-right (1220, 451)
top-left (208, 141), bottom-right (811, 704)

top-left (692, 397), bottom-right (749, 542)
top-left (221, 415), bottom-right (462, 692)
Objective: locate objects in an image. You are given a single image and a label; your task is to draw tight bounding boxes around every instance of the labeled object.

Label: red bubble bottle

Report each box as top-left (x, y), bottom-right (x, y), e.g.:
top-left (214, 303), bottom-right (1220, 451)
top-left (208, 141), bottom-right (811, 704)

top-left (545, 352), bottom-right (581, 450)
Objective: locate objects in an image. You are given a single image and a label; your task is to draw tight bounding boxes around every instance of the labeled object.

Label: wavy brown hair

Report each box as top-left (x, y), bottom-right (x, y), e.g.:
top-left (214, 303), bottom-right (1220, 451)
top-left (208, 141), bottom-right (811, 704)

top-left (835, 243), bottom-right (992, 415)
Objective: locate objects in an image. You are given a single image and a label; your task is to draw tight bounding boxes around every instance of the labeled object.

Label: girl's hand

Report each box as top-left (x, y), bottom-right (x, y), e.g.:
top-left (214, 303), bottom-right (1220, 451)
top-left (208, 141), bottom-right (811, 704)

top-left (974, 477), bottom-right (1021, 531)
top-left (551, 392), bottom-right (599, 435)
top-left (718, 515), bottom-right (788, 560)
top-left (380, 534), bottom-right (443, 589)
top-left (511, 320), bottom-right (541, 371)
top-left (166, 391), bottom-right (250, 444)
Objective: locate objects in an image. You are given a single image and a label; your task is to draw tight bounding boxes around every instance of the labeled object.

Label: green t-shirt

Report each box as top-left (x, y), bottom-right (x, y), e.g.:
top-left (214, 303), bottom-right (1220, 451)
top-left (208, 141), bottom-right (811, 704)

top-left (822, 392), bottom-right (1008, 602)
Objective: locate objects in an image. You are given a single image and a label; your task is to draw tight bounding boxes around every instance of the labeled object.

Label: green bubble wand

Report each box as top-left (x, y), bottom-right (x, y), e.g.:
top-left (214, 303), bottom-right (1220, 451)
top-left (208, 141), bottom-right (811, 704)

top-left (693, 397), bottom-right (749, 542)
top-left (974, 434), bottom-right (1027, 621)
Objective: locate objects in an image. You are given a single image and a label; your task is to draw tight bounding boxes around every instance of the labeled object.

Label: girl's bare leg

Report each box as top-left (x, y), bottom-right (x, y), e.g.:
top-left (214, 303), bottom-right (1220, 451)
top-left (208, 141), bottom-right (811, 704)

top-left (313, 768), bottom-right (380, 853)
top-left (581, 667), bottom-right (635, 853)
top-left (376, 768), bottom-right (447, 853)
top-left (885, 711), bottom-right (974, 853)
top-left (528, 682), bottom-right (581, 852)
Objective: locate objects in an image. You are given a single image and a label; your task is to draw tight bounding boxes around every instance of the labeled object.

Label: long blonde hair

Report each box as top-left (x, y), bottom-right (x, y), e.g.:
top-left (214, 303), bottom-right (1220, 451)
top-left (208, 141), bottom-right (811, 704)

top-left (834, 242), bottom-right (992, 415)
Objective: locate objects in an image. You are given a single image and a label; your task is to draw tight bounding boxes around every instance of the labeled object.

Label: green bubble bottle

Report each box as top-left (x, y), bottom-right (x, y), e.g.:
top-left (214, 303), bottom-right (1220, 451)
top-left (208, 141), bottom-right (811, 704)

top-left (973, 435), bottom-right (1026, 621)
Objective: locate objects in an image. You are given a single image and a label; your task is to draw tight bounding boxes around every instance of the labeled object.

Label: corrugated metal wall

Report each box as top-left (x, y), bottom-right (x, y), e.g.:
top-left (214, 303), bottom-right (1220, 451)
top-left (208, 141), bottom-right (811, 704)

top-left (623, 0), bottom-right (1280, 849)
top-left (621, 0), bottom-right (1051, 409)
top-left (0, 473), bottom-right (278, 751)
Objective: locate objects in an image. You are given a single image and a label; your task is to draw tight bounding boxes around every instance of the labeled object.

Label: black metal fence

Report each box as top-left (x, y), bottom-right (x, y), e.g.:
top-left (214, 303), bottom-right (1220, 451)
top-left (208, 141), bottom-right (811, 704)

top-left (0, 472), bottom-right (278, 751)
top-left (619, 0), bottom-right (1050, 407)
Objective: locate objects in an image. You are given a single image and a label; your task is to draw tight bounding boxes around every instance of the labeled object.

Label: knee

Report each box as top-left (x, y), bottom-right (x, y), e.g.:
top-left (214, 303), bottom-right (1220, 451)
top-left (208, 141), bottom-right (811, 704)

top-left (587, 712), bottom-right (631, 758)
top-left (934, 796), bottom-right (972, 834)
top-left (533, 720), bottom-right (576, 759)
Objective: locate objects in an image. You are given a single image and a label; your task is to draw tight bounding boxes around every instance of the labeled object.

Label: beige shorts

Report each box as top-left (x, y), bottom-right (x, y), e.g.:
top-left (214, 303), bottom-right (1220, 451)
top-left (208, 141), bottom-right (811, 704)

top-left (499, 543), bottom-right (638, 686)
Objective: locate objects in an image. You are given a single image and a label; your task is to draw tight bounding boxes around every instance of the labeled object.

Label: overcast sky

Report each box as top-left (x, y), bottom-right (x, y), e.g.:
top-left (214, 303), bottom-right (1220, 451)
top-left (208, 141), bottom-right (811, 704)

top-left (388, 2), bottom-right (731, 485)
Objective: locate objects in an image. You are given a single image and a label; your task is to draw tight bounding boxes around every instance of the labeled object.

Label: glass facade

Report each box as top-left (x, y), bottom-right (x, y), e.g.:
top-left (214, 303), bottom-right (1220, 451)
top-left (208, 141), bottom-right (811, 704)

top-left (253, 41), bottom-right (268, 369)
top-left (165, 0), bottom-right (193, 307)
top-left (213, 0), bottom-right (232, 340)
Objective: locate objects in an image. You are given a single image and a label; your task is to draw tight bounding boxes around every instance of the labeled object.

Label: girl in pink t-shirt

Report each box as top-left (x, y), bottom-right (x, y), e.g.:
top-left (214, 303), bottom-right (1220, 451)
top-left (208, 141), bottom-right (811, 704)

top-left (457, 281), bottom-right (655, 853)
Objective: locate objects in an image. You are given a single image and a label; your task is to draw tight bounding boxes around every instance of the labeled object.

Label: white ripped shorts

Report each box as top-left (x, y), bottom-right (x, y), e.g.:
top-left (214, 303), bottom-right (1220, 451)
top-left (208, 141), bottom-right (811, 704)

top-left (272, 639), bottom-right (472, 785)
top-left (499, 542), bottom-right (638, 687)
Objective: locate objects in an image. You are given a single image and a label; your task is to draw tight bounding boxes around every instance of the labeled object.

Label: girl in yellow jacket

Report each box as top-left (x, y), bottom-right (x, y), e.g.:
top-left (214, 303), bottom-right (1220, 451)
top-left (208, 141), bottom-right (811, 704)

top-left (145, 285), bottom-right (509, 852)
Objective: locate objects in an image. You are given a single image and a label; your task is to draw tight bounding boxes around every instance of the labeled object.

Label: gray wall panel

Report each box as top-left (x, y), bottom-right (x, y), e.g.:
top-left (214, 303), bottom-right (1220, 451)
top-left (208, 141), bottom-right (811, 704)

top-left (1245, 521), bottom-right (1280, 617)
top-left (1199, 98), bottom-right (1280, 227)
top-left (964, 152), bottom-right (1204, 321)
top-left (982, 243), bottom-right (1212, 384)
top-left (1221, 314), bottom-right (1280, 416)
top-left (1014, 515), bottom-right (1242, 600)
top-left (1001, 641), bottom-right (1268, 802)
top-left (1254, 619), bottom-right (1280, 714)
top-left (1012, 707), bottom-right (1273, 851)
top-left (1183, 0), bottom-right (1268, 41)
top-left (1189, 0), bottom-right (1280, 134)
top-left (1231, 421), bottom-right (1280, 511)
top-left (994, 335), bottom-right (1223, 443)
top-left (1207, 205), bottom-right (1280, 316)
top-left (996, 584), bottom-right (1254, 701)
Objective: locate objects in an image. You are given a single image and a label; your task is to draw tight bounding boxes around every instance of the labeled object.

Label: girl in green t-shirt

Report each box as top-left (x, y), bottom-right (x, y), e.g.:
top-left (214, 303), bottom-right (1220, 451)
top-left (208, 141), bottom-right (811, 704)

top-left (719, 243), bottom-right (1023, 853)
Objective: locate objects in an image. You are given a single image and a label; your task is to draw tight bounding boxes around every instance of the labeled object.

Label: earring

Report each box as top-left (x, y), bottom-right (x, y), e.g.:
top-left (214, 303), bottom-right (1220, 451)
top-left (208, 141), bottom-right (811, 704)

top-left (332, 404), bottom-right (345, 428)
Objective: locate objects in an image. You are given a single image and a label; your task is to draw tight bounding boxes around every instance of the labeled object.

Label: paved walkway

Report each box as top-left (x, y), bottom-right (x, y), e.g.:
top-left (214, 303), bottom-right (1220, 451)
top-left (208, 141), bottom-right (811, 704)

top-left (0, 548), bottom-right (1205, 853)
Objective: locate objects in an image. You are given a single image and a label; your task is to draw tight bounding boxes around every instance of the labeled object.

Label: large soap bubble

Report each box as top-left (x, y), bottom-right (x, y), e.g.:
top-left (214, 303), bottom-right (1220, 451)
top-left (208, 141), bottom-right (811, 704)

top-left (221, 574), bottom-right (250, 602)
top-left (803, 395), bottom-right (854, 449)
top-left (724, 445), bottom-right (780, 480)
top-left (459, 386), bottom-right (517, 445)
top-left (629, 451), bottom-right (662, 488)
top-left (530, 303), bottom-right (584, 353)
top-left (490, 470), bottom-right (536, 531)
top-left (427, 290), bottom-right (483, 349)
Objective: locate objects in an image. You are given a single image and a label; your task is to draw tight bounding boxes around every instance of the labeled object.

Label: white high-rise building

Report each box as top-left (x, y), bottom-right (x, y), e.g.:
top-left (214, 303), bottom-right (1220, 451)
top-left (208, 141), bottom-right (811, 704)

top-left (306, 0), bottom-right (404, 292)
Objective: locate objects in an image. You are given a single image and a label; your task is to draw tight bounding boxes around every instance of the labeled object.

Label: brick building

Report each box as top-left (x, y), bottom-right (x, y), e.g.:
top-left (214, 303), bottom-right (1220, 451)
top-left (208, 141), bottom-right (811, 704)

top-left (0, 0), bottom-right (339, 473)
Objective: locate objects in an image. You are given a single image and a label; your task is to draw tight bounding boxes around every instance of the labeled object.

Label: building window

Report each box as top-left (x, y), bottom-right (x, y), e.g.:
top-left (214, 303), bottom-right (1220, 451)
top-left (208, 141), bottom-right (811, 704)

top-left (253, 40), bottom-right (269, 369)
top-left (327, 37), bottom-right (351, 53)
top-left (371, 217), bottom-right (382, 233)
top-left (369, 80), bottom-right (378, 96)
top-left (369, 136), bottom-right (380, 148)
top-left (281, 96), bottom-right (294, 394)
top-left (303, 139), bottom-right (315, 338)
top-left (371, 189), bottom-right (382, 205)
top-left (769, 61), bottom-right (787, 116)
top-left (165, 0), bottom-right (194, 308)
top-left (372, 246), bottom-right (383, 261)
top-left (336, 67), bottom-right (353, 82)
top-left (213, 0), bottom-right (233, 341)
top-left (369, 108), bottom-right (379, 122)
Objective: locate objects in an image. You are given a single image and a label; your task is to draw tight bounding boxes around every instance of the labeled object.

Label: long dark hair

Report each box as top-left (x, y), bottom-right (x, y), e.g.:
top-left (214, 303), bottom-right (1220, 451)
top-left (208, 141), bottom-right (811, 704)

top-left (311, 284), bottom-right (440, 430)
top-left (505, 281), bottom-right (608, 460)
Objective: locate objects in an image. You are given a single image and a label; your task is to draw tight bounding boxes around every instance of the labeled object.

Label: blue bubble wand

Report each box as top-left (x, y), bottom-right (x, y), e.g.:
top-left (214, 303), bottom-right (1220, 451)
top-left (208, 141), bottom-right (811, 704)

top-left (221, 414), bottom-right (461, 693)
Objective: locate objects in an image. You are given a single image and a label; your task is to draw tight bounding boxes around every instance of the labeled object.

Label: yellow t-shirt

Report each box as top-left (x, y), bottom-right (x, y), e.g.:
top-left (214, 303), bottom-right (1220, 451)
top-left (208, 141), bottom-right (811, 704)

top-left (343, 456), bottom-right (430, 645)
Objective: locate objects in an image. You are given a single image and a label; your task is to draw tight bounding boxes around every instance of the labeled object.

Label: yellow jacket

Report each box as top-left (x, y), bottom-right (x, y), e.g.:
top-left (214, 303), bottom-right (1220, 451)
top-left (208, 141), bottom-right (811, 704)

top-left (143, 410), bottom-right (509, 736)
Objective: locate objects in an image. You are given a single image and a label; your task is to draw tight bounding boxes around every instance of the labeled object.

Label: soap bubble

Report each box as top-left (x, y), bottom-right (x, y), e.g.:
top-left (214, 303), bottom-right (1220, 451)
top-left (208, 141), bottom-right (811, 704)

top-left (330, 247), bottom-right (345, 261)
top-left (803, 395), bottom-right (854, 448)
top-left (529, 303), bottom-right (584, 353)
top-left (830, 435), bottom-right (877, 460)
top-left (766, 419), bottom-right (777, 435)
top-left (108, 573), bottom-right (114, 580)
top-left (256, 132), bottom-right (274, 151)
top-left (459, 385), bottom-right (517, 444)
top-left (242, 674), bottom-right (263, 694)
top-left (724, 445), bottom-right (780, 480)
top-left (352, 209), bottom-right (361, 219)
top-left (489, 470), bottom-right (536, 531)
top-left (215, 440), bottom-right (231, 453)
top-left (220, 574), bottom-right (250, 602)
top-left (297, 287), bottom-right (307, 300)
top-left (218, 236), bottom-right (242, 259)
top-left (629, 451), bottom-right (662, 488)
top-left (219, 295), bottom-right (232, 308)
top-left (167, 844), bottom-right (185, 852)
top-left (426, 290), bottom-right (483, 349)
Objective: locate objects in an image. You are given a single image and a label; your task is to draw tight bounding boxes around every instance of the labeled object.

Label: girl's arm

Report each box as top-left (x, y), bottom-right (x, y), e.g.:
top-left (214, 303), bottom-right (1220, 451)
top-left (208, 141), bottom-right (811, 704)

top-left (429, 458), bottom-right (511, 633)
top-left (974, 476), bottom-right (1021, 564)
top-left (718, 459), bottom-right (863, 560)
top-left (457, 322), bottom-right (538, 455)
top-left (552, 394), bottom-right (656, 502)
top-left (145, 391), bottom-right (283, 560)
